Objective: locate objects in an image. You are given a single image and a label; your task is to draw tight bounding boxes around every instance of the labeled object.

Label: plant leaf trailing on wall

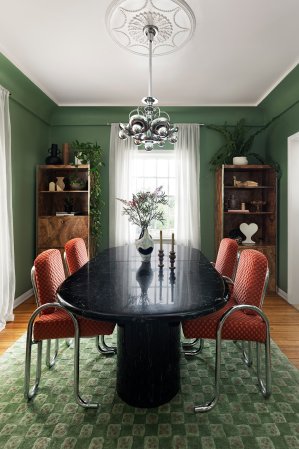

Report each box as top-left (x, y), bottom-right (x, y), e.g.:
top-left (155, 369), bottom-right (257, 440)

top-left (208, 97), bottom-right (299, 172)
top-left (72, 140), bottom-right (104, 256)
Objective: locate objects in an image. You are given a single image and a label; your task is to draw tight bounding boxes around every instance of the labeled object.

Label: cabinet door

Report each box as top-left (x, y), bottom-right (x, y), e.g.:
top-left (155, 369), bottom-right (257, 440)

top-left (38, 216), bottom-right (88, 248)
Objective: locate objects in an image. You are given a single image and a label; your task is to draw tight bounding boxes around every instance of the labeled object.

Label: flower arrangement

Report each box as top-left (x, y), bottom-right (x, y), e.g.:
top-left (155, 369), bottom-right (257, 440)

top-left (117, 186), bottom-right (168, 230)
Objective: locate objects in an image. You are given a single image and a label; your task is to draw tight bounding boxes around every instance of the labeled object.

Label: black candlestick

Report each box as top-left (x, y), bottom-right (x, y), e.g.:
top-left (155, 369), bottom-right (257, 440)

top-left (158, 249), bottom-right (164, 268)
top-left (169, 250), bottom-right (176, 271)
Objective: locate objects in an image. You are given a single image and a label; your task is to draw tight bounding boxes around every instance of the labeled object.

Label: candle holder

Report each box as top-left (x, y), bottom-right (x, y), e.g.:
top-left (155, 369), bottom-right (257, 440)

top-left (158, 249), bottom-right (164, 268)
top-left (169, 270), bottom-right (175, 303)
top-left (169, 270), bottom-right (176, 284)
top-left (169, 250), bottom-right (176, 271)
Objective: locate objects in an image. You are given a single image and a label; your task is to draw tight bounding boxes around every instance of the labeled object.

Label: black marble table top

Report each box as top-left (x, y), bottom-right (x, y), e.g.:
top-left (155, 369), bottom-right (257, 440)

top-left (57, 244), bottom-right (229, 323)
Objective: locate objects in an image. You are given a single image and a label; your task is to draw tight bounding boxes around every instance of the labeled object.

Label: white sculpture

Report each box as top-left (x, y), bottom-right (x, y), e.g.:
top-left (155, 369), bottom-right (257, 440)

top-left (240, 222), bottom-right (258, 244)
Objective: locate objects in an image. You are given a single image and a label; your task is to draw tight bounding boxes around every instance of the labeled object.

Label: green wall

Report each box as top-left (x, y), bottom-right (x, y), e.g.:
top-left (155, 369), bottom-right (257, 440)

top-left (51, 106), bottom-right (265, 260)
top-left (259, 64), bottom-right (299, 292)
top-left (0, 53), bottom-right (57, 297)
top-left (3, 51), bottom-right (286, 298)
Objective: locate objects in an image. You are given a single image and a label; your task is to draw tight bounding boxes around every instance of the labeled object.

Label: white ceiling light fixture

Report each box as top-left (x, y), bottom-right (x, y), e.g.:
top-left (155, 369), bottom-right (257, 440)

top-left (106, 0), bottom-right (196, 151)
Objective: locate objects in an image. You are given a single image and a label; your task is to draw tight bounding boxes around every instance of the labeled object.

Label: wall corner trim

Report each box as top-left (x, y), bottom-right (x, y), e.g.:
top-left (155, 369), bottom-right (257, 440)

top-left (14, 289), bottom-right (33, 309)
top-left (277, 287), bottom-right (288, 301)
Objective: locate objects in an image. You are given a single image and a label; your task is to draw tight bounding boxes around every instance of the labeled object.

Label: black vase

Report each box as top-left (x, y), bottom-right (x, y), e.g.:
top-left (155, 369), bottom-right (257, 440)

top-left (136, 262), bottom-right (154, 304)
top-left (46, 144), bottom-right (62, 165)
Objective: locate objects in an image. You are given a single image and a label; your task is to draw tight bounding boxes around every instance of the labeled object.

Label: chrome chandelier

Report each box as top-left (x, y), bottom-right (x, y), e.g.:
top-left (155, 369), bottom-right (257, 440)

top-left (118, 25), bottom-right (178, 151)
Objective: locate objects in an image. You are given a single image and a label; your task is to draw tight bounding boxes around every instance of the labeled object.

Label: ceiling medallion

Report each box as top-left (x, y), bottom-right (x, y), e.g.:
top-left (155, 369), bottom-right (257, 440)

top-left (106, 0), bottom-right (196, 56)
top-left (107, 0), bottom-right (195, 151)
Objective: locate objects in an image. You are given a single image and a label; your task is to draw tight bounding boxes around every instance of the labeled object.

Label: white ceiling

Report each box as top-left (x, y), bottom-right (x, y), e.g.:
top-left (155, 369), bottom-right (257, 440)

top-left (0, 0), bottom-right (298, 107)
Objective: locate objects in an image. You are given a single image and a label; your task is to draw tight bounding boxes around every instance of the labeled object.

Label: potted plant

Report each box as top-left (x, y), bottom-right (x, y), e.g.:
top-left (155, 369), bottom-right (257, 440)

top-left (72, 140), bottom-right (104, 256)
top-left (208, 118), bottom-right (266, 168)
top-left (208, 104), bottom-right (294, 170)
top-left (69, 174), bottom-right (86, 190)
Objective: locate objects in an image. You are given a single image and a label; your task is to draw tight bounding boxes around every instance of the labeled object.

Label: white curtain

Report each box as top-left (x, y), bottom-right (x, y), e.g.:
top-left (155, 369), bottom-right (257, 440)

top-left (109, 124), bottom-right (137, 247)
top-left (0, 86), bottom-right (15, 331)
top-left (174, 124), bottom-right (200, 249)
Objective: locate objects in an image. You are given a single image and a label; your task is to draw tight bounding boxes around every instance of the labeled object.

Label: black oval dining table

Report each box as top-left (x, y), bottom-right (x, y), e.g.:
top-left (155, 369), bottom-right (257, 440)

top-left (58, 244), bottom-right (228, 408)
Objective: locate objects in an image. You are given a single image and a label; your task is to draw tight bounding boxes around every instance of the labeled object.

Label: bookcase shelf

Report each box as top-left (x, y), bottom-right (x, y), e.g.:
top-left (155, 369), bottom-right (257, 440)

top-left (215, 164), bottom-right (277, 293)
top-left (36, 165), bottom-right (90, 255)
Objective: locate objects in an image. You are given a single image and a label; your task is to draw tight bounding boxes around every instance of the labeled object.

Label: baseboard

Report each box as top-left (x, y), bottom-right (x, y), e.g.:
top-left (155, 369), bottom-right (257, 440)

top-left (14, 289), bottom-right (33, 309)
top-left (276, 288), bottom-right (299, 310)
top-left (277, 288), bottom-right (288, 301)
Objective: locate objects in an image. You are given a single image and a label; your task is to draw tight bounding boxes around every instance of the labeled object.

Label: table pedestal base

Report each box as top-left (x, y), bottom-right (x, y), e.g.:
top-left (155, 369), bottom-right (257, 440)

top-left (116, 321), bottom-right (180, 408)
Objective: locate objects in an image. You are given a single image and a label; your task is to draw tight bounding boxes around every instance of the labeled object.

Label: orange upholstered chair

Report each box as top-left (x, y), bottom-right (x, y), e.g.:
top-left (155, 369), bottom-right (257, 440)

top-left (64, 237), bottom-right (88, 275)
top-left (214, 238), bottom-right (239, 280)
top-left (64, 238), bottom-right (116, 354)
top-left (183, 238), bottom-right (239, 354)
top-left (182, 249), bottom-right (270, 413)
top-left (25, 249), bottom-right (116, 409)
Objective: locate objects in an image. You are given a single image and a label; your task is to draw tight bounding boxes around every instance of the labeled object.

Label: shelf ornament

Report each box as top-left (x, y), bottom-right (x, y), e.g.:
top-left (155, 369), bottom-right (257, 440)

top-left (239, 223), bottom-right (258, 244)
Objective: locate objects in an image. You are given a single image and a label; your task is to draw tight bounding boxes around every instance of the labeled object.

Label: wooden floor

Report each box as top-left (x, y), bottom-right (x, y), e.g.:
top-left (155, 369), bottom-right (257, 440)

top-left (0, 294), bottom-right (299, 368)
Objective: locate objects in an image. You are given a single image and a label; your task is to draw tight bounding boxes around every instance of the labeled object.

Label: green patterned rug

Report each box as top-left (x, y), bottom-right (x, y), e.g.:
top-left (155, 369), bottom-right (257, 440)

top-left (0, 331), bottom-right (299, 449)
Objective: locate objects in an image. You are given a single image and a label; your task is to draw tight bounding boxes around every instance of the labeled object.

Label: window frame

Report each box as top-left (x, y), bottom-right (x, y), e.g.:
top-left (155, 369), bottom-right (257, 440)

top-left (132, 149), bottom-right (175, 242)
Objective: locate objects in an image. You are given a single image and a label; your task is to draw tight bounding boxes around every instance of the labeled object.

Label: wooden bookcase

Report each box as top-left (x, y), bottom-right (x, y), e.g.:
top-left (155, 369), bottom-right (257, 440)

top-left (215, 165), bottom-right (277, 293)
top-left (36, 165), bottom-right (90, 255)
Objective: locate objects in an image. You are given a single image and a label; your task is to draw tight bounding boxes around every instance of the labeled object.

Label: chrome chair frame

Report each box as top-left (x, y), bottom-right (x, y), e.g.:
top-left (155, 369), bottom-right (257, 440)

top-left (194, 304), bottom-right (271, 413)
top-left (24, 302), bottom-right (99, 409)
top-left (183, 275), bottom-right (234, 356)
top-left (31, 266), bottom-right (73, 367)
top-left (63, 250), bottom-right (116, 355)
top-left (193, 269), bottom-right (271, 413)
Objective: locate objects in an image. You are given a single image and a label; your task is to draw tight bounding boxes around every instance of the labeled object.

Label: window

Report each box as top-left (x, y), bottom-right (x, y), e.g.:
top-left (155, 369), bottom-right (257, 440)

top-left (109, 123), bottom-right (200, 249)
top-left (131, 150), bottom-right (175, 240)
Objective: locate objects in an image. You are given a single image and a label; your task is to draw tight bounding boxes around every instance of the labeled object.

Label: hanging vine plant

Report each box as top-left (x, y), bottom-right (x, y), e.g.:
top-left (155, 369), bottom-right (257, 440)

top-left (72, 140), bottom-right (104, 256)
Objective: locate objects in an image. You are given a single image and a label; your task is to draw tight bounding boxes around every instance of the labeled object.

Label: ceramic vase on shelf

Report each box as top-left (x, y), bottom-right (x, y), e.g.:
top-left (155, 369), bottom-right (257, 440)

top-left (45, 144), bottom-right (62, 165)
top-left (135, 228), bottom-right (154, 262)
top-left (233, 156), bottom-right (248, 165)
top-left (56, 177), bottom-right (65, 191)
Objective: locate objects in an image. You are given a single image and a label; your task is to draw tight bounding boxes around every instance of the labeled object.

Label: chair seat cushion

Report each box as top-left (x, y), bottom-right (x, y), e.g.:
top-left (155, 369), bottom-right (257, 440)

top-left (33, 309), bottom-right (115, 340)
top-left (182, 298), bottom-right (266, 343)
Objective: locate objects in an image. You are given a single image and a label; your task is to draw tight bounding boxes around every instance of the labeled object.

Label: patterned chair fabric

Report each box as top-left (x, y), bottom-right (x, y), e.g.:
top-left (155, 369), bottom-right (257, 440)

top-left (183, 249), bottom-right (268, 343)
top-left (34, 249), bottom-right (65, 314)
top-left (214, 238), bottom-right (238, 279)
top-left (233, 249), bottom-right (268, 311)
top-left (32, 249), bottom-right (115, 339)
top-left (64, 238), bottom-right (116, 355)
top-left (183, 249), bottom-right (270, 413)
top-left (33, 309), bottom-right (115, 340)
top-left (65, 238), bottom-right (88, 275)
top-left (26, 249), bottom-right (116, 409)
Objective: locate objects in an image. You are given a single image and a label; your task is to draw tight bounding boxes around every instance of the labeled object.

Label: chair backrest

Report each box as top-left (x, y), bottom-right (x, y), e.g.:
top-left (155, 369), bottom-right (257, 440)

top-left (64, 238), bottom-right (88, 275)
top-left (32, 249), bottom-right (65, 314)
top-left (233, 249), bottom-right (268, 309)
top-left (215, 238), bottom-right (238, 279)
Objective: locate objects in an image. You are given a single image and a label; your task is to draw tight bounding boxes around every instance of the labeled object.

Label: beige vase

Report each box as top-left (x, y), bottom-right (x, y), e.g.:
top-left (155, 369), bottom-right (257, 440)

top-left (56, 177), bottom-right (65, 191)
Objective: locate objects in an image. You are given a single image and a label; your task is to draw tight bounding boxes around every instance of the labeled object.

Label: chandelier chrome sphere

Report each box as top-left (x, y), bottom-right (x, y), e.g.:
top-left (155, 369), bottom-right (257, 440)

top-left (119, 25), bottom-right (178, 151)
